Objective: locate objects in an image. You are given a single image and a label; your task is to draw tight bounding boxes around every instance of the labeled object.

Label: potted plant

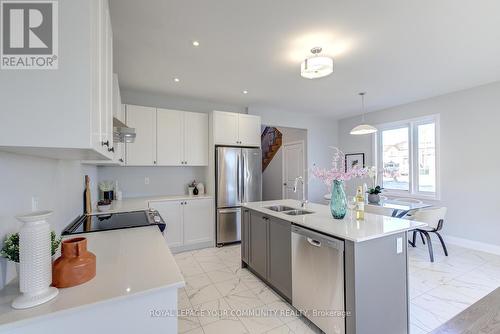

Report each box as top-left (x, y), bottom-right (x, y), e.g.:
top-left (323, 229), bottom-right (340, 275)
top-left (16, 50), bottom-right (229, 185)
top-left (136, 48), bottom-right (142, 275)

top-left (367, 186), bottom-right (383, 204)
top-left (1, 231), bottom-right (62, 275)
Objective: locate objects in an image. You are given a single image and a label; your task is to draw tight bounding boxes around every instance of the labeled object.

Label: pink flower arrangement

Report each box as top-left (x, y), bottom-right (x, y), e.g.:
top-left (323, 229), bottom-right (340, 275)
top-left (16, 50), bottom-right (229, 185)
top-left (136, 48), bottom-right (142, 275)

top-left (311, 147), bottom-right (368, 187)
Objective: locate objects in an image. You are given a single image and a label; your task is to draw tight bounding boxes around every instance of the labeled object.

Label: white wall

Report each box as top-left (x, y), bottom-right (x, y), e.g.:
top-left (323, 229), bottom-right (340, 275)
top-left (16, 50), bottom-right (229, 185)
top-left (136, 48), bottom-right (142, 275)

top-left (0, 152), bottom-right (98, 288)
top-left (338, 81), bottom-right (500, 247)
top-left (248, 106), bottom-right (338, 203)
top-left (262, 126), bottom-right (308, 201)
top-left (98, 166), bottom-right (206, 198)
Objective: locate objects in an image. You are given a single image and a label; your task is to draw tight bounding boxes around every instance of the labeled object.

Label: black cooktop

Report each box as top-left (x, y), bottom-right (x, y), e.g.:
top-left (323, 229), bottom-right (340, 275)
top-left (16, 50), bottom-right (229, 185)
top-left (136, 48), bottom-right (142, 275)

top-left (62, 210), bottom-right (165, 235)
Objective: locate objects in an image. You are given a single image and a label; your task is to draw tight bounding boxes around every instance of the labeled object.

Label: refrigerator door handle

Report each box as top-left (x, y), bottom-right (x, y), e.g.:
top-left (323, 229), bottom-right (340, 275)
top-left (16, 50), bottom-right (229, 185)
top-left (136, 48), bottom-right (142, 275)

top-left (241, 153), bottom-right (245, 203)
top-left (236, 155), bottom-right (240, 203)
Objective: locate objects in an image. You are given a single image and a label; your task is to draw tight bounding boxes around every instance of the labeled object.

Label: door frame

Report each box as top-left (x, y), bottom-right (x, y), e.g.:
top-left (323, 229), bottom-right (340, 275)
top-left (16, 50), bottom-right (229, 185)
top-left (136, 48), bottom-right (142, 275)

top-left (281, 140), bottom-right (306, 199)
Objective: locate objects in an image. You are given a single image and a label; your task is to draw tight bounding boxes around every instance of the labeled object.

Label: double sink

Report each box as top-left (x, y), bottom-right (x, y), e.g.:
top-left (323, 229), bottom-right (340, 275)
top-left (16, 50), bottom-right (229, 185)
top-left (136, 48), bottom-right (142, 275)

top-left (265, 205), bottom-right (314, 216)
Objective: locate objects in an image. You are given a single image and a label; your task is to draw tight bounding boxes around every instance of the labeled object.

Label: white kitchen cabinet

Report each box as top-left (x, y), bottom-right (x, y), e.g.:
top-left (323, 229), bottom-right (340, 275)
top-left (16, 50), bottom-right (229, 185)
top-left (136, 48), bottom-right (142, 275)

top-left (149, 198), bottom-right (214, 252)
top-left (212, 111), bottom-right (261, 147)
top-left (125, 105), bottom-right (157, 166)
top-left (149, 201), bottom-right (184, 248)
top-left (183, 199), bottom-right (213, 245)
top-left (0, 0), bottom-right (114, 160)
top-left (157, 109), bottom-right (184, 166)
top-left (184, 112), bottom-right (209, 165)
top-left (126, 107), bottom-right (208, 166)
top-left (238, 114), bottom-right (261, 147)
top-left (213, 111), bottom-right (239, 146)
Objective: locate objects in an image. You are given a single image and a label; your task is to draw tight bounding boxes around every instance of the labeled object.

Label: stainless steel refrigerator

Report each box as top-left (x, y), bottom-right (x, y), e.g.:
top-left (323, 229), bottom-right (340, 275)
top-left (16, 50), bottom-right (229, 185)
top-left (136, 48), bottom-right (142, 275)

top-left (216, 147), bottom-right (262, 246)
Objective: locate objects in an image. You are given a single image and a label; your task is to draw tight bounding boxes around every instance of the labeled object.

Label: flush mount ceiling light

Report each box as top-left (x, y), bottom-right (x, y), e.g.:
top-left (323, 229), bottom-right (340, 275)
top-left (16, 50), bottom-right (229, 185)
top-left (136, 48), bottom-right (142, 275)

top-left (242, 90), bottom-right (248, 94)
top-left (173, 77), bottom-right (180, 83)
top-left (192, 40), bottom-right (200, 47)
top-left (350, 92), bottom-right (378, 135)
top-left (300, 47), bottom-right (333, 79)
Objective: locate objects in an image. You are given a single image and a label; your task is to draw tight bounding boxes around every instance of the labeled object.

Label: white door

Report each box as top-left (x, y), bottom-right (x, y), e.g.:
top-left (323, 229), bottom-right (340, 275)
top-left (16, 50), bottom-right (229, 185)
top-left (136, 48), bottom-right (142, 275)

top-left (213, 111), bottom-right (239, 145)
top-left (149, 200), bottom-right (184, 248)
top-left (238, 114), bottom-right (261, 147)
top-left (125, 105), bottom-right (156, 165)
top-left (184, 112), bottom-right (208, 166)
top-left (157, 108), bottom-right (184, 166)
top-left (183, 199), bottom-right (213, 245)
top-left (283, 141), bottom-right (305, 200)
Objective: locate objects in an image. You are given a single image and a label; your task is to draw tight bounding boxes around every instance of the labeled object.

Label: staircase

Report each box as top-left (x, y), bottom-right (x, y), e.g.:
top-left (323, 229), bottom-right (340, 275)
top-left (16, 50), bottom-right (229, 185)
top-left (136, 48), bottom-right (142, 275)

top-left (261, 126), bottom-right (283, 172)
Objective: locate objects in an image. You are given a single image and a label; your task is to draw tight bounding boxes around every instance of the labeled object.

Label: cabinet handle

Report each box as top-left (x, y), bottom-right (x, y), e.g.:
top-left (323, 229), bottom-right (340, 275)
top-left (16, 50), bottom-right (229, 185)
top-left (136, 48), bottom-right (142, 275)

top-left (101, 140), bottom-right (110, 147)
top-left (108, 147), bottom-right (114, 152)
top-left (154, 161), bottom-right (157, 164)
top-left (119, 158), bottom-right (124, 162)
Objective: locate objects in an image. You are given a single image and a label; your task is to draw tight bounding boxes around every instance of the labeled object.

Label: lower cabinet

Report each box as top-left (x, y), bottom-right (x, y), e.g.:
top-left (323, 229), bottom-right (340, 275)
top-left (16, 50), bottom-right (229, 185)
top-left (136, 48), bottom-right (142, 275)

top-left (248, 211), bottom-right (269, 279)
top-left (149, 198), bottom-right (214, 251)
top-left (267, 217), bottom-right (292, 299)
top-left (244, 209), bottom-right (292, 301)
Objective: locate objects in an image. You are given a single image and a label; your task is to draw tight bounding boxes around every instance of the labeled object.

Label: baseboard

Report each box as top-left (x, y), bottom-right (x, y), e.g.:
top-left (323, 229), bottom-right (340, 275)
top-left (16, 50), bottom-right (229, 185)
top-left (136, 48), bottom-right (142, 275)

top-left (444, 235), bottom-right (500, 256)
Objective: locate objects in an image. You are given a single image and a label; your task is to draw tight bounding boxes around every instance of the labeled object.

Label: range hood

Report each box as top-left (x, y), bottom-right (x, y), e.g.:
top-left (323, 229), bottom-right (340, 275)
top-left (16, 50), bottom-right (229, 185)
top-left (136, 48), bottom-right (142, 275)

top-left (113, 117), bottom-right (136, 143)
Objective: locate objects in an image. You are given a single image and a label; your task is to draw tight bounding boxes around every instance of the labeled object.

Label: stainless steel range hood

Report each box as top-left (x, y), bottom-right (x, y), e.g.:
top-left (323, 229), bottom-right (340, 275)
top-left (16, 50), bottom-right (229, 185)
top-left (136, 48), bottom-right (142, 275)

top-left (113, 117), bottom-right (136, 143)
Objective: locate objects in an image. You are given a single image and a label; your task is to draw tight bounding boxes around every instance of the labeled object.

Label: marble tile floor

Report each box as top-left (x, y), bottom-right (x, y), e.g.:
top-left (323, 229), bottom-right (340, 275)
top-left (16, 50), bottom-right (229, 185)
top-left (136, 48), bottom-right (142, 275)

top-left (173, 242), bottom-right (500, 334)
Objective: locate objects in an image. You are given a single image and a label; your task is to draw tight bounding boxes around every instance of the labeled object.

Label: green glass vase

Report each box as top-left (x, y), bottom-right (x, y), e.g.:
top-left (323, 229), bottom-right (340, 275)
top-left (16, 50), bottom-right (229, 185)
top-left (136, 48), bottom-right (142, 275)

top-left (330, 180), bottom-right (347, 219)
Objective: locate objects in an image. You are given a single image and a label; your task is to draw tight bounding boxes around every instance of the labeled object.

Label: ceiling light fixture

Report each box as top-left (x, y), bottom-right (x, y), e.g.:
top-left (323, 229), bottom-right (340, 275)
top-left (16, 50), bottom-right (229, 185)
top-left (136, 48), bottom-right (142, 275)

top-left (192, 41), bottom-right (200, 47)
top-left (300, 47), bottom-right (333, 79)
top-left (350, 92), bottom-right (378, 135)
top-left (173, 77), bottom-right (180, 83)
top-left (242, 90), bottom-right (248, 94)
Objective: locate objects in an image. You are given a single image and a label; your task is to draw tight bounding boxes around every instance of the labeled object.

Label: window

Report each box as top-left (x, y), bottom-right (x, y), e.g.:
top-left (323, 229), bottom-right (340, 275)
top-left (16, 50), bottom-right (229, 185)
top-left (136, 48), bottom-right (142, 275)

top-left (376, 116), bottom-right (439, 198)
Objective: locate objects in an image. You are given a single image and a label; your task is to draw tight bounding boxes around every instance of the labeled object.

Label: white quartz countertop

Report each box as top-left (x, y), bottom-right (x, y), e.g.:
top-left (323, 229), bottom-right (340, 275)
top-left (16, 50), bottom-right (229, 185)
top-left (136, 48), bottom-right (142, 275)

top-left (93, 194), bottom-right (214, 214)
top-left (0, 226), bottom-right (184, 329)
top-left (243, 199), bottom-right (427, 242)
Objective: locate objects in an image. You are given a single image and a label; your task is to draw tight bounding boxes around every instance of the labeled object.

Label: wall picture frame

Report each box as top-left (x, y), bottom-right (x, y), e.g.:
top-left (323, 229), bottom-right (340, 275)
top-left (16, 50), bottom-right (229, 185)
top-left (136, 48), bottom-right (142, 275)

top-left (345, 153), bottom-right (365, 172)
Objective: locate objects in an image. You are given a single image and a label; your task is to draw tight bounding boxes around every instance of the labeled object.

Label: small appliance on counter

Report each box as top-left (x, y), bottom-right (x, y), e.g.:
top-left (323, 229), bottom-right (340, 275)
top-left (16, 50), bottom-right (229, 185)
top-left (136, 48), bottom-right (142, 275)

top-left (62, 210), bottom-right (166, 235)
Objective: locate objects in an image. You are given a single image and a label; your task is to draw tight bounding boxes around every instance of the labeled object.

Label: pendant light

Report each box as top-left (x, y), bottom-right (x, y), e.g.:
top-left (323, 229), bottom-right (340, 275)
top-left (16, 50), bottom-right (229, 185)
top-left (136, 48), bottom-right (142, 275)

top-left (350, 92), bottom-right (377, 135)
top-left (300, 47), bottom-right (334, 79)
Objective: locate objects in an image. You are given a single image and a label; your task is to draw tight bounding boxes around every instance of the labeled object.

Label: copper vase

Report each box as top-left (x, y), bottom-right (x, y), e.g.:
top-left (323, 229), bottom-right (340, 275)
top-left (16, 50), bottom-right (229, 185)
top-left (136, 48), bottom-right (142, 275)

top-left (52, 237), bottom-right (96, 288)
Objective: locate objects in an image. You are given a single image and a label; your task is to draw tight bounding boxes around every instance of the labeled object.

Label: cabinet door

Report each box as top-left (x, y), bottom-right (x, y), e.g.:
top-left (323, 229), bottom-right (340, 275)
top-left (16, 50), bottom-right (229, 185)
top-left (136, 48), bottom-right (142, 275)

top-left (102, 7), bottom-right (114, 157)
top-left (183, 199), bottom-right (213, 245)
top-left (241, 209), bottom-right (250, 264)
top-left (213, 111), bottom-right (239, 145)
top-left (125, 105), bottom-right (156, 165)
top-left (184, 112), bottom-right (208, 166)
top-left (267, 217), bottom-right (292, 299)
top-left (238, 114), bottom-right (261, 147)
top-left (249, 211), bottom-right (268, 279)
top-left (149, 200), bottom-right (183, 248)
top-left (157, 108), bottom-right (184, 166)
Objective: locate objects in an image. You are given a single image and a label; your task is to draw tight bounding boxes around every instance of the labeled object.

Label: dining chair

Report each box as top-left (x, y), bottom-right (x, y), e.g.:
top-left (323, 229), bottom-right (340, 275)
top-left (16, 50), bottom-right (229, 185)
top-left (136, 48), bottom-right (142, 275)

top-left (410, 207), bottom-right (448, 262)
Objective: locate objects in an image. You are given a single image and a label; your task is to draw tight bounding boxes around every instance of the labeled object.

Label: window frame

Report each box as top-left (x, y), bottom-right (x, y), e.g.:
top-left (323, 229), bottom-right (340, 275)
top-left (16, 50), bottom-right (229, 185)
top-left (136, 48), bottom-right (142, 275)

top-left (374, 114), bottom-right (440, 200)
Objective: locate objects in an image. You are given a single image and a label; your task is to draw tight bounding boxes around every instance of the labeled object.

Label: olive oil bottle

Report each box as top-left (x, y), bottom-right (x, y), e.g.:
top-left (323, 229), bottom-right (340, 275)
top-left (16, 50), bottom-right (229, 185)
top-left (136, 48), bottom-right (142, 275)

top-left (355, 186), bottom-right (365, 220)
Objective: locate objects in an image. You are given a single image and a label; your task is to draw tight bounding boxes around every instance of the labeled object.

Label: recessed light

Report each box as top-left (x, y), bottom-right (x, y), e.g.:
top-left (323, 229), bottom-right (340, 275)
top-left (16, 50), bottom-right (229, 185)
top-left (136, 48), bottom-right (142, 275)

top-left (173, 77), bottom-right (180, 83)
top-left (242, 90), bottom-right (248, 94)
top-left (192, 41), bottom-right (200, 47)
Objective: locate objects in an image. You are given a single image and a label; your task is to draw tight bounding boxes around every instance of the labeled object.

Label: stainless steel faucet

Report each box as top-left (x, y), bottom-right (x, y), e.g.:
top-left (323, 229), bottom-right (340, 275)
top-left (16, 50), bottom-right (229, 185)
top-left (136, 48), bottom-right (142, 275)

top-left (293, 176), bottom-right (308, 207)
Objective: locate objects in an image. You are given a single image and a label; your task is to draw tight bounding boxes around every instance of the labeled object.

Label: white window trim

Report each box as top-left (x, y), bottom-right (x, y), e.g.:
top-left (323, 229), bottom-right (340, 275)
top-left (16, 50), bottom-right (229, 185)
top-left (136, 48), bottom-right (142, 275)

top-left (373, 114), bottom-right (440, 200)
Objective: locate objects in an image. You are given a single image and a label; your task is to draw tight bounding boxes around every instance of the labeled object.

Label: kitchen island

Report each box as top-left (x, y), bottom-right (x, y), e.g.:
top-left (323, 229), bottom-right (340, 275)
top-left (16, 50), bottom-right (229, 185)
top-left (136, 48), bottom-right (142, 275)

top-left (0, 226), bottom-right (184, 334)
top-left (241, 199), bottom-right (426, 334)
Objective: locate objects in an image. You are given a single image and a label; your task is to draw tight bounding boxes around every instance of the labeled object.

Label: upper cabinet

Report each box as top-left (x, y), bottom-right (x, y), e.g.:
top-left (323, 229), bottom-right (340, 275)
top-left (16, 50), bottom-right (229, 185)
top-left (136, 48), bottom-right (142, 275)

top-left (125, 106), bottom-right (208, 166)
top-left (125, 105), bottom-right (157, 166)
top-left (0, 0), bottom-right (114, 160)
top-left (212, 111), bottom-right (261, 147)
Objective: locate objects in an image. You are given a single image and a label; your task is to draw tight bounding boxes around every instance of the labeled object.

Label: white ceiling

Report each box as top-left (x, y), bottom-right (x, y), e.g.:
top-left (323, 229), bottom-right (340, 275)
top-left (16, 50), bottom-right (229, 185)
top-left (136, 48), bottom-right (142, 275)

top-left (109, 0), bottom-right (500, 119)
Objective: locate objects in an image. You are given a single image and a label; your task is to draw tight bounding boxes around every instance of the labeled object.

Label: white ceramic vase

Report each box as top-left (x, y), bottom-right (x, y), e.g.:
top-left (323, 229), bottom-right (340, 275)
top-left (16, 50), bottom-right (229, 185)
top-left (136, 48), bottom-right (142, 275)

top-left (12, 210), bottom-right (58, 309)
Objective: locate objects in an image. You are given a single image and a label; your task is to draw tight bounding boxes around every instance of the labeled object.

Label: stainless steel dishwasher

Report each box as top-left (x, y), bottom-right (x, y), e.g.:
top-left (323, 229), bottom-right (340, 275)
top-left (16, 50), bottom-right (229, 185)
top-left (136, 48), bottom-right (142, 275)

top-left (292, 225), bottom-right (345, 334)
